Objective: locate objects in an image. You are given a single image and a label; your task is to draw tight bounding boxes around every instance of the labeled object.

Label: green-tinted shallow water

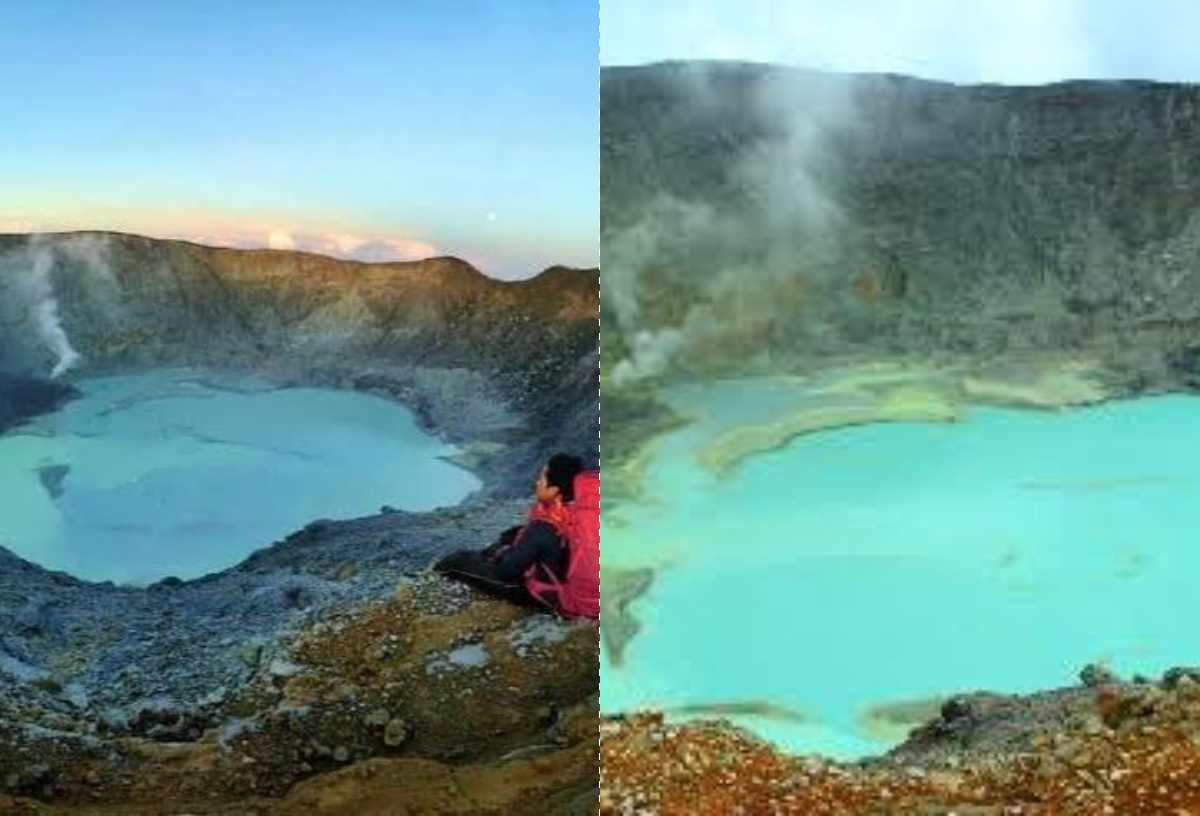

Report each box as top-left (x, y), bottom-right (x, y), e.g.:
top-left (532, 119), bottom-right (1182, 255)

top-left (0, 369), bottom-right (478, 585)
top-left (601, 383), bottom-right (1200, 759)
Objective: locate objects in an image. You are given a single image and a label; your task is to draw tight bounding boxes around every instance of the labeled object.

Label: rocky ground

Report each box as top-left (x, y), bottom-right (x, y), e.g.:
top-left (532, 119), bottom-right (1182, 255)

top-left (1, 567), bottom-right (599, 814)
top-left (601, 666), bottom-right (1200, 814)
top-left (0, 495), bottom-right (522, 715)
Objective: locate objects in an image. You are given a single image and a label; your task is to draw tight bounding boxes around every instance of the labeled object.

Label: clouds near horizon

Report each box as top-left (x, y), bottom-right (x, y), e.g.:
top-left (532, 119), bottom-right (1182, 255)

top-left (0, 1), bottom-right (597, 280)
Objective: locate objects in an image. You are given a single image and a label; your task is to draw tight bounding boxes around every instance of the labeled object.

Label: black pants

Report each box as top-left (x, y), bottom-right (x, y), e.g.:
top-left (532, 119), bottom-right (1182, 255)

top-left (433, 527), bottom-right (548, 609)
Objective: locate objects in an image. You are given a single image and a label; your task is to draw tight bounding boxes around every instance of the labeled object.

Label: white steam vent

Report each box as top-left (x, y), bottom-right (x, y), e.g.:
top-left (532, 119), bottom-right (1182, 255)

top-left (27, 246), bottom-right (83, 379)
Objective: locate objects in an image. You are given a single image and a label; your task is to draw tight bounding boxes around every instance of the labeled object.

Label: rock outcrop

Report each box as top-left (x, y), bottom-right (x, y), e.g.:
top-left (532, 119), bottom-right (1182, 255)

top-left (1, 573), bottom-right (599, 814)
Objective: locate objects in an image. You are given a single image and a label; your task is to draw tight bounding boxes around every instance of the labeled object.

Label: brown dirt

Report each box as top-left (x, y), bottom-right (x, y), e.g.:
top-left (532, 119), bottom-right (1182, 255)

top-left (601, 676), bottom-right (1200, 815)
top-left (1, 577), bottom-right (599, 815)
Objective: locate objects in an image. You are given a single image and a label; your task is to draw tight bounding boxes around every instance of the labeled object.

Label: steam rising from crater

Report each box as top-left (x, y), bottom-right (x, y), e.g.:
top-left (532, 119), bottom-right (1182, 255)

top-left (603, 65), bottom-right (859, 387)
top-left (0, 234), bottom-right (121, 378)
top-left (27, 248), bottom-right (81, 378)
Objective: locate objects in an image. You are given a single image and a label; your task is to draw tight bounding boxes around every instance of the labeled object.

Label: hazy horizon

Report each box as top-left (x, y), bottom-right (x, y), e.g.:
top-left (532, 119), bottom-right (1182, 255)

top-left (602, 0), bottom-right (1200, 85)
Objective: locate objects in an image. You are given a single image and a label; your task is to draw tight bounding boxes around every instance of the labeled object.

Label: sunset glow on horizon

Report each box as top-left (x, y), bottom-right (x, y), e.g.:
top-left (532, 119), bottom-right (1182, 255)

top-left (0, 1), bottom-right (597, 280)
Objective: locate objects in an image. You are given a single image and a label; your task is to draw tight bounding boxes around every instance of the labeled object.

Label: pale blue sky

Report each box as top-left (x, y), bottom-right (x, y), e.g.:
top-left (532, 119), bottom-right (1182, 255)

top-left (0, 1), bottom-right (598, 279)
top-left (602, 0), bottom-right (1200, 84)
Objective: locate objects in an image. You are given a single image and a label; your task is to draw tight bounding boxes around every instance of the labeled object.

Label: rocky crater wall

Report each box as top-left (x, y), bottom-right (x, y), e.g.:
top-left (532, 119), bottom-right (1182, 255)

top-left (602, 61), bottom-right (1200, 387)
top-left (0, 232), bottom-right (600, 495)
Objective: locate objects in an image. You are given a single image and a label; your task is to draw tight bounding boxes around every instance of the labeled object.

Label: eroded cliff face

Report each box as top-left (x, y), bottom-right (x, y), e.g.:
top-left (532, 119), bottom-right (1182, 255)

top-left (0, 232), bottom-right (600, 494)
top-left (602, 61), bottom-right (1200, 387)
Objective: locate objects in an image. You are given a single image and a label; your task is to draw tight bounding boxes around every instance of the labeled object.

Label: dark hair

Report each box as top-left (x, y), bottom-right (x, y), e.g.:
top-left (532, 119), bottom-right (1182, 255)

top-left (545, 453), bottom-right (585, 502)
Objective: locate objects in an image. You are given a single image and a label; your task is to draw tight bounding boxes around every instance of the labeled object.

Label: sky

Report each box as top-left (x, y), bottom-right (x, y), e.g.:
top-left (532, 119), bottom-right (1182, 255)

top-left (602, 0), bottom-right (1200, 85)
top-left (0, 1), bottom-right (598, 279)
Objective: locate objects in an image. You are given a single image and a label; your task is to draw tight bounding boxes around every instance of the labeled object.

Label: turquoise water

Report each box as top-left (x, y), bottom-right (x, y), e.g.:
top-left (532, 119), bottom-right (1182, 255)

top-left (601, 384), bottom-right (1200, 759)
top-left (0, 369), bottom-right (479, 585)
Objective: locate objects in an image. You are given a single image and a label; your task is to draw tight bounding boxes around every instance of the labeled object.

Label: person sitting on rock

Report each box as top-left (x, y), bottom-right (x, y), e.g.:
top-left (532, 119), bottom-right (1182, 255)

top-left (433, 453), bottom-right (586, 610)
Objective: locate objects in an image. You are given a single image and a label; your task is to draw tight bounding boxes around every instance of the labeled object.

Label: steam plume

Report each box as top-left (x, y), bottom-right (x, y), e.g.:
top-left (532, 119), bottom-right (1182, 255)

top-left (28, 246), bottom-right (82, 378)
top-left (603, 64), bottom-right (857, 387)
